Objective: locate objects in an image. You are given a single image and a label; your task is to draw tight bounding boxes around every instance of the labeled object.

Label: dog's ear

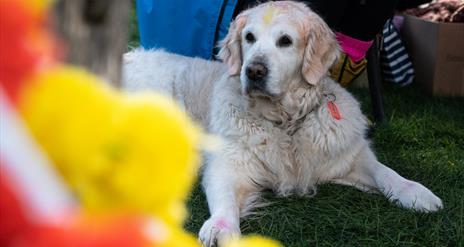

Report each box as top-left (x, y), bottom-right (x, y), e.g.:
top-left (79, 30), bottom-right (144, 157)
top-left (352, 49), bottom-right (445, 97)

top-left (219, 14), bottom-right (247, 76)
top-left (301, 17), bottom-right (340, 85)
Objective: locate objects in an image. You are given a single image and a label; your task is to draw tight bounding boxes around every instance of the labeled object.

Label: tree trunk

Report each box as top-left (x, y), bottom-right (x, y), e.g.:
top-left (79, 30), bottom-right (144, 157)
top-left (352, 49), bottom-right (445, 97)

top-left (52, 0), bottom-right (131, 87)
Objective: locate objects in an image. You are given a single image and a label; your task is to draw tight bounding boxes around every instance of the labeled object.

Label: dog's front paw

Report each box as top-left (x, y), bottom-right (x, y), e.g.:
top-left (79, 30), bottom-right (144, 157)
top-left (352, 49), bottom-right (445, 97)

top-left (392, 180), bottom-right (443, 212)
top-left (199, 217), bottom-right (240, 247)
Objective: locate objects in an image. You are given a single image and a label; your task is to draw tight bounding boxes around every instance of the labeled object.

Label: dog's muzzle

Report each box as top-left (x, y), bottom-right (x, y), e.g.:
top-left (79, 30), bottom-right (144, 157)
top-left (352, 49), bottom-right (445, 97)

top-left (245, 62), bottom-right (268, 94)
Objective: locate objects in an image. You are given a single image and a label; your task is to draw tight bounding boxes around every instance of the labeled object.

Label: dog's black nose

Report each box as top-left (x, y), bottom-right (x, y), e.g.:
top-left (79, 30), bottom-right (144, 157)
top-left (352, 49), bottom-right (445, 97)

top-left (246, 62), bottom-right (268, 82)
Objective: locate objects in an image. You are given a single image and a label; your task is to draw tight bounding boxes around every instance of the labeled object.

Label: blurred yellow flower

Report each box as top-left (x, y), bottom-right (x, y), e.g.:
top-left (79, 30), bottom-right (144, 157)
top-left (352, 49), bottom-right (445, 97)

top-left (20, 66), bottom-right (200, 225)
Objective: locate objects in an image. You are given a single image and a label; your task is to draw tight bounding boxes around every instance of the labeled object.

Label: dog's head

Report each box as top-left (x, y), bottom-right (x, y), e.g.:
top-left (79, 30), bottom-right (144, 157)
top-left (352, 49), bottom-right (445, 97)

top-left (219, 1), bottom-right (340, 97)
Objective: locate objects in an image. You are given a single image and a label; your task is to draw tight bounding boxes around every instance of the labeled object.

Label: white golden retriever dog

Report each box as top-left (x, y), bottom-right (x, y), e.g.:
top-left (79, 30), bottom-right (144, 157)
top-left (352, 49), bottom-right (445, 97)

top-left (123, 1), bottom-right (442, 246)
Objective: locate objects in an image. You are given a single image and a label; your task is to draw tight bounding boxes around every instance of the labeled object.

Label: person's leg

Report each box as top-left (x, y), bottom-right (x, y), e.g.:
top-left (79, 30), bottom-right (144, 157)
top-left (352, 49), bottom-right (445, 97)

top-left (329, 0), bottom-right (398, 85)
top-left (339, 0), bottom-right (398, 42)
top-left (304, 0), bottom-right (349, 29)
top-left (334, 0), bottom-right (398, 64)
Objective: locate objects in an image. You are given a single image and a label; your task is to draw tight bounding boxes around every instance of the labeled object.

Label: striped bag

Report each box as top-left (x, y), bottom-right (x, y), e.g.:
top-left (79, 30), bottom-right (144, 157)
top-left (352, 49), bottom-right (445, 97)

top-left (380, 20), bottom-right (414, 86)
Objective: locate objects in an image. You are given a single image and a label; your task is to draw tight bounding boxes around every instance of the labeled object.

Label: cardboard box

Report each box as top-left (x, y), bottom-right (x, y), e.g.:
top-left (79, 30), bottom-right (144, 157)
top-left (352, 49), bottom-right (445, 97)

top-left (401, 15), bottom-right (464, 96)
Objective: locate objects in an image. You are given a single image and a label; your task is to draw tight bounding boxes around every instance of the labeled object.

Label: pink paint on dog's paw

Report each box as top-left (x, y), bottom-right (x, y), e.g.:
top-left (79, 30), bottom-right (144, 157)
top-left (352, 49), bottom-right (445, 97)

top-left (214, 218), bottom-right (230, 230)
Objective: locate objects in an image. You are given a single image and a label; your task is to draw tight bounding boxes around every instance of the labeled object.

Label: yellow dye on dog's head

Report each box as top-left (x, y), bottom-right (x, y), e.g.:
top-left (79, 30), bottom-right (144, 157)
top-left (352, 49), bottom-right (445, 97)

top-left (262, 6), bottom-right (279, 26)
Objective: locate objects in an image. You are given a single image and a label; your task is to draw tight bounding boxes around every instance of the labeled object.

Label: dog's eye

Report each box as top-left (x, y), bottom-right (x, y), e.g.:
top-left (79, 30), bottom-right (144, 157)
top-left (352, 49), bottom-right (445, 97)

top-left (277, 35), bottom-right (292, 47)
top-left (245, 32), bottom-right (256, 44)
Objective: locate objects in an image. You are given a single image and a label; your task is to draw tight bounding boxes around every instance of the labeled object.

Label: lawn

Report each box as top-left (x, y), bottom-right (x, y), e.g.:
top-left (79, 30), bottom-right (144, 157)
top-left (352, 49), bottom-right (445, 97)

top-left (129, 7), bottom-right (463, 246)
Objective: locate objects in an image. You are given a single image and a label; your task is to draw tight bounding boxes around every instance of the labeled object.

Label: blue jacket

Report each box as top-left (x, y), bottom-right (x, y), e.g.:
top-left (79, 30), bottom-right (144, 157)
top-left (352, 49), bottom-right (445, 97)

top-left (136, 0), bottom-right (238, 59)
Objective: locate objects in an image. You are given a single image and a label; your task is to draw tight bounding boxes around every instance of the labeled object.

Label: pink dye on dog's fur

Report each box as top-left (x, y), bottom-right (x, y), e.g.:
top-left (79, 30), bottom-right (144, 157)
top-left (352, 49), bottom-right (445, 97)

top-left (214, 218), bottom-right (230, 230)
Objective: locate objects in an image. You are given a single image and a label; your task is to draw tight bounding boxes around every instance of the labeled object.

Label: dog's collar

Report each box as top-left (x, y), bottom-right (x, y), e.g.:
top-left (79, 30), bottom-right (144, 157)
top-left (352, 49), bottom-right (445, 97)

top-left (285, 92), bottom-right (342, 136)
top-left (286, 111), bottom-right (311, 136)
top-left (285, 95), bottom-right (320, 136)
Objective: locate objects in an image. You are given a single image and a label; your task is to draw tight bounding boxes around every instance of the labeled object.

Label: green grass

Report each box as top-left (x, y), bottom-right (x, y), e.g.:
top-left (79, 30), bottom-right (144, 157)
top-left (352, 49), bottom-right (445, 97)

top-left (128, 9), bottom-right (463, 246)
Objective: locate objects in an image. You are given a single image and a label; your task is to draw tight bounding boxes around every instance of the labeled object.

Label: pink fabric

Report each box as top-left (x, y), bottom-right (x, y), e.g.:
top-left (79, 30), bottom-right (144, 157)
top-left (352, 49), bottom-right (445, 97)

top-left (335, 32), bottom-right (373, 62)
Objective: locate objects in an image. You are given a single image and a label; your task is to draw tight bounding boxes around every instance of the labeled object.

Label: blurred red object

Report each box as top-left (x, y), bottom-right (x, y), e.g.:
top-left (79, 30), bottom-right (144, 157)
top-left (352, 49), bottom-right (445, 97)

top-left (0, 0), bottom-right (59, 103)
top-left (0, 173), bottom-right (151, 247)
top-left (0, 170), bottom-right (32, 247)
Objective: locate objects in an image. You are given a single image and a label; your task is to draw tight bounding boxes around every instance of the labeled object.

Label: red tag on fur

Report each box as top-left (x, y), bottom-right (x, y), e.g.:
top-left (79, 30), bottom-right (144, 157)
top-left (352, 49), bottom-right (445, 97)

top-left (327, 101), bottom-right (342, 120)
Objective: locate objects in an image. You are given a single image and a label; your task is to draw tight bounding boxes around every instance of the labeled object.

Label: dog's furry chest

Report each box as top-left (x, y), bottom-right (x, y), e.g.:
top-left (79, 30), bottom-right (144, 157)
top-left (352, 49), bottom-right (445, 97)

top-left (234, 109), bottom-right (357, 196)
